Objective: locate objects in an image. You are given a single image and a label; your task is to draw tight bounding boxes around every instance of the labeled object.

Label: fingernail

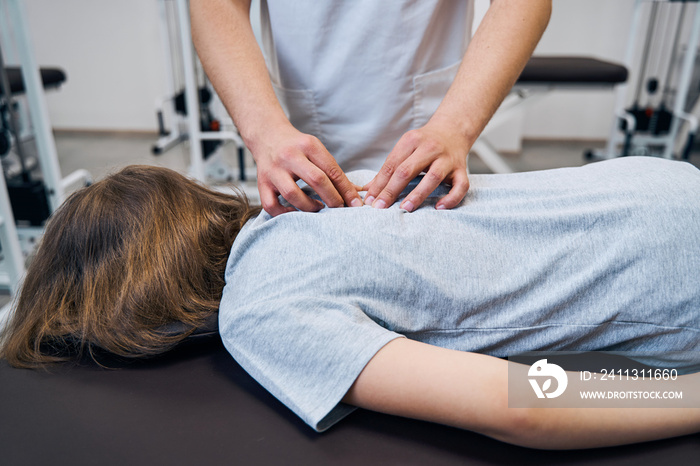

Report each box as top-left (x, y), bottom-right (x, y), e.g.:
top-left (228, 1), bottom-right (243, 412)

top-left (373, 199), bottom-right (387, 209)
top-left (436, 204), bottom-right (446, 210)
top-left (351, 198), bottom-right (363, 208)
top-left (364, 195), bottom-right (375, 206)
top-left (401, 200), bottom-right (415, 212)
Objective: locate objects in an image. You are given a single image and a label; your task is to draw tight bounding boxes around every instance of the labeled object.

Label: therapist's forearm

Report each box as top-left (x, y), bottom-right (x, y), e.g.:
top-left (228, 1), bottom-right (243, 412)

top-left (191, 0), bottom-right (363, 215)
top-left (432, 0), bottom-right (552, 145)
top-left (363, 0), bottom-right (550, 211)
top-left (190, 0), bottom-right (290, 150)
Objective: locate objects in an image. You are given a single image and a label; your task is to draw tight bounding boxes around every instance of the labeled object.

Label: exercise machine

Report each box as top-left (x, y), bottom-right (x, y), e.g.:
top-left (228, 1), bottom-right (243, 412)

top-left (474, 56), bottom-right (629, 174)
top-left (153, 0), bottom-right (251, 186)
top-left (475, 0), bottom-right (700, 173)
top-left (588, 0), bottom-right (700, 161)
top-left (0, 0), bottom-right (91, 321)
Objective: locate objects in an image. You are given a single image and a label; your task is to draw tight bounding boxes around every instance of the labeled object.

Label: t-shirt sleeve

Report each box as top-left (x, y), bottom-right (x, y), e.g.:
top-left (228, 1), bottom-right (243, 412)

top-left (218, 292), bottom-right (404, 431)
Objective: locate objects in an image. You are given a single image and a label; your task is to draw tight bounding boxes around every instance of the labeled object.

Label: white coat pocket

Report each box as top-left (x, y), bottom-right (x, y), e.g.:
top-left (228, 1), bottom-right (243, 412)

top-left (411, 61), bottom-right (461, 129)
top-left (272, 84), bottom-right (323, 139)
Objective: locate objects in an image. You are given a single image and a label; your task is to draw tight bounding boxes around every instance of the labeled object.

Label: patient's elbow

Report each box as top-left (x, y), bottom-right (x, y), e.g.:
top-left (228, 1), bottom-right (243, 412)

top-left (489, 407), bottom-right (559, 450)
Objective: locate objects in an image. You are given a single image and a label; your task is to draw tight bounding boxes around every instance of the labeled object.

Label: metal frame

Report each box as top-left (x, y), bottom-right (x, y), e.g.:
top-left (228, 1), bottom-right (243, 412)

top-left (476, 0), bottom-right (700, 172)
top-left (153, 0), bottom-right (187, 154)
top-left (472, 90), bottom-right (548, 174)
top-left (3, 0), bottom-right (64, 211)
top-left (0, 0), bottom-right (91, 310)
top-left (156, 0), bottom-right (249, 184)
top-left (595, 0), bottom-right (700, 160)
top-left (472, 82), bottom-right (620, 174)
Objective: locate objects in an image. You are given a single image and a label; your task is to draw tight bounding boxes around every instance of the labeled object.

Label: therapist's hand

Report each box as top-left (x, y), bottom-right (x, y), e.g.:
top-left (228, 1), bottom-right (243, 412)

top-left (252, 124), bottom-right (363, 216)
top-left (363, 117), bottom-right (470, 212)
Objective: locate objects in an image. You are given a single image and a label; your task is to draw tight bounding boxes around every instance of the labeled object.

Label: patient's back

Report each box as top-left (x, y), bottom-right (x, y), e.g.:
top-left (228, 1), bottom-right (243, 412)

top-left (225, 156), bottom-right (700, 355)
top-left (219, 157), bottom-right (700, 431)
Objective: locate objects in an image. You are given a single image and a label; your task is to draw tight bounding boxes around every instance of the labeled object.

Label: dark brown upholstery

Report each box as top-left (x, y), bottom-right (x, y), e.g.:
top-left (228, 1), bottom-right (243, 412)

top-left (1, 338), bottom-right (697, 466)
top-left (0, 67), bottom-right (66, 96)
top-left (518, 57), bottom-right (628, 85)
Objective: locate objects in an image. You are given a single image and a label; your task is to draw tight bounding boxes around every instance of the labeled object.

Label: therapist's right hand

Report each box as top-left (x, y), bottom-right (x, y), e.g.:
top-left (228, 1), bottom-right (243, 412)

top-left (251, 124), bottom-right (363, 216)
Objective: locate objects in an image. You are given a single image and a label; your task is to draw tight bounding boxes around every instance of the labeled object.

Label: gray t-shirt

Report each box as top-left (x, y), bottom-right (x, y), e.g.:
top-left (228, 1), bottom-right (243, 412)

top-left (219, 157), bottom-right (700, 431)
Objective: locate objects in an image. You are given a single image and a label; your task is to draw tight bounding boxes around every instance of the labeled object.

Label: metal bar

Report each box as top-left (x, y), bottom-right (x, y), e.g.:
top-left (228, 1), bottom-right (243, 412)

top-left (60, 168), bottom-right (92, 191)
top-left (664, 1), bottom-right (700, 158)
top-left (661, 2), bottom-right (686, 105)
top-left (0, 0), bottom-right (16, 62)
top-left (5, 0), bottom-right (64, 210)
top-left (0, 154), bottom-right (26, 296)
top-left (198, 131), bottom-right (244, 144)
top-left (155, 0), bottom-right (182, 148)
top-left (175, 0), bottom-right (205, 181)
top-left (470, 139), bottom-right (514, 174)
top-left (0, 36), bottom-right (29, 175)
top-left (604, 0), bottom-right (646, 158)
top-left (636, 1), bottom-right (659, 105)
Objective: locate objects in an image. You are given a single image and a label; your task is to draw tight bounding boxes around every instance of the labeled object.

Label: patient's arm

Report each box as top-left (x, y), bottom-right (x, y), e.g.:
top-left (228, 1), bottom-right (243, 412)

top-left (342, 338), bottom-right (700, 450)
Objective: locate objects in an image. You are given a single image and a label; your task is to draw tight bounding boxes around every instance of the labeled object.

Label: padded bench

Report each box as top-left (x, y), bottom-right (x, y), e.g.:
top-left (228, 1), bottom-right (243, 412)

top-left (1, 337), bottom-right (697, 466)
top-left (0, 66), bottom-right (66, 96)
top-left (518, 56), bottom-right (628, 86)
top-left (474, 56), bottom-right (629, 174)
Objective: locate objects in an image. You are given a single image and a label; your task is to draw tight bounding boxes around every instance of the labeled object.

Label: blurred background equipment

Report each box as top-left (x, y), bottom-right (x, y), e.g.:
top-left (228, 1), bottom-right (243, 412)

top-left (152, 0), bottom-right (249, 184)
top-left (587, 0), bottom-right (700, 161)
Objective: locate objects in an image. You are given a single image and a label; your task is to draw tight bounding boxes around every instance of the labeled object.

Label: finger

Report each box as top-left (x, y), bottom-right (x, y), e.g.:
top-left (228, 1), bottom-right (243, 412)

top-left (363, 167), bottom-right (391, 206)
top-left (436, 169), bottom-right (470, 210)
top-left (272, 175), bottom-right (324, 213)
top-left (361, 172), bottom-right (381, 193)
top-left (306, 146), bottom-right (363, 208)
top-left (371, 146), bottom-right (437, 209)
top-left (364, 132), bottom-right (420, 205)
top-left (399, 164), bottom-right (449, 212)
top-left (258, 183), bottom-right (296, 217)
top-left (295, 163), bottom-right (345, 208)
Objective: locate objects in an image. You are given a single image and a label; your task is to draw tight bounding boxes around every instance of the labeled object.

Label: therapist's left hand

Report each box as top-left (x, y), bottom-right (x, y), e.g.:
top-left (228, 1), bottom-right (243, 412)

top-left (363, 117), bottom-right (470, 212)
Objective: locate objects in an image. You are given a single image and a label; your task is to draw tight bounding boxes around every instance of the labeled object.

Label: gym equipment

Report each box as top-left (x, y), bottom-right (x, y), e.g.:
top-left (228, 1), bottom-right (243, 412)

top-left (588, 0), bottom-right (700, 161)
top-left (0, 53), bottom-right (52, 228)
top-left (0, 0), bottom-right (91, 315)
top-left (153, 0), bottom-right (249, 184)
top-left (473, 56), bottom-right (628, 174)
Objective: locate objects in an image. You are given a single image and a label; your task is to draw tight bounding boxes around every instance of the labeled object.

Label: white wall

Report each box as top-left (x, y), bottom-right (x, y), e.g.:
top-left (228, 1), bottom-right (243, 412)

top-left (524, 0), bottom-right (635, 140)
top-left (22, 0), bottom-right (166, 131)
top-left (16, 0), bottom-right (637, 139)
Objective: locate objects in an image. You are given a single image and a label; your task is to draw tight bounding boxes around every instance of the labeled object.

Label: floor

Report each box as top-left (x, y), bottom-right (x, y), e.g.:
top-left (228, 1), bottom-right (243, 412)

top-left (56, 132), bottom-right (598, 183)
top-left (54, 132), bottom-right (700, 196)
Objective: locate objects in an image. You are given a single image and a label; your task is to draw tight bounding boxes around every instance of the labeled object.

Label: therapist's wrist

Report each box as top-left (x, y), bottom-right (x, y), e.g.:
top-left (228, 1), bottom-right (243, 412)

top-left (425, 111), bottom-right (479, 150)
top-left (240, 112), bottom-right (295, 156)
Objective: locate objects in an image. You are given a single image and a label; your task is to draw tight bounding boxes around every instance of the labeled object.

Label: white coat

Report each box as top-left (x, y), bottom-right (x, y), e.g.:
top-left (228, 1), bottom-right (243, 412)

top-left (258, 0), bottom-right (474, 171)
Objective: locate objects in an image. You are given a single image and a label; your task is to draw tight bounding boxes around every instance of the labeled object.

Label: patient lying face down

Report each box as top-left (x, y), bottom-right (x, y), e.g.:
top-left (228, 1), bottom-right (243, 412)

top-left (1, 158), bottom-right (699, 449)
top-left (0, 165), bottom-right (260, 366)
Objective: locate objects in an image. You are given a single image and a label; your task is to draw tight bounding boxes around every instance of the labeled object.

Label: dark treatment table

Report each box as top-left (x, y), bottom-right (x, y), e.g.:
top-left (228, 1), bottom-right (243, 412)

top-left (1, 337), bottom-right (697, 466)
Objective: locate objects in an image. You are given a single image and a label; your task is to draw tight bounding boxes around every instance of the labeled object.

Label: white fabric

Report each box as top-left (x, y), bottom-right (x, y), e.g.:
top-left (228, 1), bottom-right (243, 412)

top-left (258, 0), bottom-right (474, 171)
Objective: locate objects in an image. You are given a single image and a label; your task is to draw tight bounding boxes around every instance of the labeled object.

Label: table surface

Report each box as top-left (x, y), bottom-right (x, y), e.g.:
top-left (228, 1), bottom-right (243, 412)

top-left (1, 338), bottom-right (697, 466)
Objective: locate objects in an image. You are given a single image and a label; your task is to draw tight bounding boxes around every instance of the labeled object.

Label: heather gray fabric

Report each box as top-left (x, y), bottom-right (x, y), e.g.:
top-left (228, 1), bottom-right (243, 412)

top-left (219, 157), bottom-right (700, 431)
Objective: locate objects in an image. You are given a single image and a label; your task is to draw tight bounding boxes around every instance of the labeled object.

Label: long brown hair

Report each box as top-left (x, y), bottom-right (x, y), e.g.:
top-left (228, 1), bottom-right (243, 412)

top-left (0, 165), bottom-right (260, 368)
